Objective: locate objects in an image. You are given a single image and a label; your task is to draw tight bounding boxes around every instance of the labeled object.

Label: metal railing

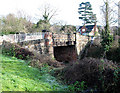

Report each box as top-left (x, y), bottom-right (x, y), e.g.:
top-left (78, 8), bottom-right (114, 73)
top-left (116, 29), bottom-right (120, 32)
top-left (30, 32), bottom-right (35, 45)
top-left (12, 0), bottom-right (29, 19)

top-left (2, 32), bottom-right (45, 43)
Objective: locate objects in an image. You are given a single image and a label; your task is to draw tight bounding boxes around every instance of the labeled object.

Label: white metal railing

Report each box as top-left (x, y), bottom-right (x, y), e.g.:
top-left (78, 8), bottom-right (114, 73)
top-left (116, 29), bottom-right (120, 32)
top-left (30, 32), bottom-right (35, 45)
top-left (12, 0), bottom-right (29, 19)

top-left (1, 32), bottom-right (45, 44)
top-left (0, 32), bottom-right (76, 45)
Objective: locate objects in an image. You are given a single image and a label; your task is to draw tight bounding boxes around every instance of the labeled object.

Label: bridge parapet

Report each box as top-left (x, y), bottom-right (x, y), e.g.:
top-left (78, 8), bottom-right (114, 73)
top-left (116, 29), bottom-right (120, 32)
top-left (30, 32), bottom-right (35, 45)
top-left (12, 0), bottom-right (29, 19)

top-left (1, 32), bottom-right (89, 59)
top-left (53, 33), bottom-right (76, 46)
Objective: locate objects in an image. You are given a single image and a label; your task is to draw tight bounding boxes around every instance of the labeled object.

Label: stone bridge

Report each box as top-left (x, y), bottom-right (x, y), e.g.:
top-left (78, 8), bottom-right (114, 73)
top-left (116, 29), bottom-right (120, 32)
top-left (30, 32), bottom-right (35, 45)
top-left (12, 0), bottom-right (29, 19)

top-left (1, 32), bottom-right (89, 62)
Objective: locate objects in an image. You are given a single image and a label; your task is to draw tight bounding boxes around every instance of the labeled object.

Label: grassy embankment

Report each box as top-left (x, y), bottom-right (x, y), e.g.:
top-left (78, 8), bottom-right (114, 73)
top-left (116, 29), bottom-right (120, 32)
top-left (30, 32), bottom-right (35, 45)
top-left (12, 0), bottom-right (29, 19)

top-left (0, 54), bottom-right (68, 91)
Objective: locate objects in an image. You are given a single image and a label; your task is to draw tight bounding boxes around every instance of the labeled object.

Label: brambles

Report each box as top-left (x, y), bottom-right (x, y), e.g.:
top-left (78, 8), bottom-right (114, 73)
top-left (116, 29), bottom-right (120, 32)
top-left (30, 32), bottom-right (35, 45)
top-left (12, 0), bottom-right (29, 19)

top-left (68, 81), bottom-right (87, 92)
top-left (2, 41), bottom-right (33, 60)
top-left (62, 58), bottom-right (120, 93)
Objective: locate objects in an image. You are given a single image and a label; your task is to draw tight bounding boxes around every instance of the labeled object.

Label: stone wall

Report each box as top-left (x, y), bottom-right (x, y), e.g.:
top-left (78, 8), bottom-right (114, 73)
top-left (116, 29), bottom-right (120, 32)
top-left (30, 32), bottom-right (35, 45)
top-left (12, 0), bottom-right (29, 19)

top-left (18, 39), bottom-right (46, 54)
top-left (1, 32), bottom-right (89, 60)
top-left (53, 33), bottom-right (88, 62)
top-left (53, 33), bottom-right (76, 46)
top-left (16, 32), bottom-right (88, 60)
top-left (76, 33), bottom-right (89, 59)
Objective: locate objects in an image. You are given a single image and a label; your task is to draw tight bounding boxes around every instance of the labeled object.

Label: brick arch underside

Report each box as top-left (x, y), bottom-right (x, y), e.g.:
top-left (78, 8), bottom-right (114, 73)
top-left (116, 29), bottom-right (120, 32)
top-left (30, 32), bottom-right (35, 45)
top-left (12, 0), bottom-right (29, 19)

top-left (54, 45), bottom-right (77, 62)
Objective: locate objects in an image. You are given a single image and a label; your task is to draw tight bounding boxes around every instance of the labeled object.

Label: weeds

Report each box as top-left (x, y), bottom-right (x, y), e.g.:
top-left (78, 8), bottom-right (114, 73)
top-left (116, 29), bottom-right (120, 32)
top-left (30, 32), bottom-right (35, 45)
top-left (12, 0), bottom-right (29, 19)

top-left (98, 59), bottom-right (120, 93)
top-left (63, 58), bottom-right (119, 93)
top-left (68, 81), bottom-right (87, 92)
top-left (2, 41), bottom-right (33, 60)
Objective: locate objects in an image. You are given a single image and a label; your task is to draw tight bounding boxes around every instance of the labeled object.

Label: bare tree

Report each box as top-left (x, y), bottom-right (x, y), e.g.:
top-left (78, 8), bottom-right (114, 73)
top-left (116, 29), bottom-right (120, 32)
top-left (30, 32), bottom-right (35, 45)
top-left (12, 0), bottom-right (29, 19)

top-left (43, 4), bottom-right (58, 23)
top-left (110, 1), bottom-right (120, 46)
top-left (37, 4), bottom-right (58, 23)
top-left (101, 0), bottom-right (117, 26)
top-left (101, 0), bottom-right (114, 58)
top-left (36, 4), bottom-right (58, 32)
top-left (16, 10), bottom-right (32, 21)
top-left (118, 1), bottom-right (120, 27)
top-left (16, 10), bottom-right (34, 33)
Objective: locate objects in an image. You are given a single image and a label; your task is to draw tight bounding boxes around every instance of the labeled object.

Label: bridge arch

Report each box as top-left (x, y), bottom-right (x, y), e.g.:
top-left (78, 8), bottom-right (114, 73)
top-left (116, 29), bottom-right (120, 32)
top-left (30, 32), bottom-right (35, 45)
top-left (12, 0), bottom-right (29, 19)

top-left (53, 45), bottom-right (77, 62)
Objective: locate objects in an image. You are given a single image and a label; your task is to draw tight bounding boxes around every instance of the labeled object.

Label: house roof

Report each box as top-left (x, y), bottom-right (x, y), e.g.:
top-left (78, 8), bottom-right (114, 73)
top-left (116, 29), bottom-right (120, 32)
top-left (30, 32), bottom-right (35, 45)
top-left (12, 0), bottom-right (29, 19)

top-left (78, 25), bottom-right (96, 33)
top-left (78, 26), bottom-right (83, 29)
top-left (86, 25), bottom-right (95, 32)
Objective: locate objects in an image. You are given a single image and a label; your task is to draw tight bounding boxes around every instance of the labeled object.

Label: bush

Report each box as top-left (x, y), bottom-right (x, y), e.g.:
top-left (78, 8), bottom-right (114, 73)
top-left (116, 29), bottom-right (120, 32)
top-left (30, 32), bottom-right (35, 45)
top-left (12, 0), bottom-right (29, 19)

top-left (30, 51), bottom-right (65, 68)
top-left (86, 45), bottom-right (103, 58)
top-left (1, 41), bottom-right (65, 68)
top-left (62, 58), bottom-right (120, 93)
top-left (86, 44), bottom-right (120, 63)
top-left (106, 47), bottom-right (120, 63)
top-left (2, 40), bottom-right (34, 60)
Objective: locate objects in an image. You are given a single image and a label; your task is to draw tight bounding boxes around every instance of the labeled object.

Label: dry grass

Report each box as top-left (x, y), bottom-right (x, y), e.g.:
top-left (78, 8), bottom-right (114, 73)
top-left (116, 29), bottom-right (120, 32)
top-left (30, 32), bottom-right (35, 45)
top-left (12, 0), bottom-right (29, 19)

top-left (30, 51), bottom-right (65, 68)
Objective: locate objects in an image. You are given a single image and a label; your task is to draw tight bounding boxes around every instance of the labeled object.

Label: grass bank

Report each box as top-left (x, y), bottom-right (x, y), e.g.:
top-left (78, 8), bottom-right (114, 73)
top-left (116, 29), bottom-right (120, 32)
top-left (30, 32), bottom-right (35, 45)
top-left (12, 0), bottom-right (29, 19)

top-left (0, 54), bottom-right (68, 91)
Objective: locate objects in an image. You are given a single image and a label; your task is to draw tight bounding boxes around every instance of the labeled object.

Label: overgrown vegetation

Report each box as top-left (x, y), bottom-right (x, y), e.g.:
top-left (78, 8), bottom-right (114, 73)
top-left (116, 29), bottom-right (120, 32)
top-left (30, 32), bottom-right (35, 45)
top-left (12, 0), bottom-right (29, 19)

top-left (1, 38), bottom-right (120, 92)
top-left (101, 0), bottom-right (113, 58)
top-left (2, 41), bottom-right (34, 60)
top-left (61, 58), bottom-right (120, 93)
top-left (85, 42), bottom-right (120, 63)
top-left (106, 47), bottom-right (120, 63)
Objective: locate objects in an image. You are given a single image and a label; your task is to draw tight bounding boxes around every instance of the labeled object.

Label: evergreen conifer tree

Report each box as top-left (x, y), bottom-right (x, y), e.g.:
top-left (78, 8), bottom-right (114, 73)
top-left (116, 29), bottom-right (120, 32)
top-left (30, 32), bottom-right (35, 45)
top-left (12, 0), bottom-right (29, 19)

top-left (78, 2), bottom-right (96, 25)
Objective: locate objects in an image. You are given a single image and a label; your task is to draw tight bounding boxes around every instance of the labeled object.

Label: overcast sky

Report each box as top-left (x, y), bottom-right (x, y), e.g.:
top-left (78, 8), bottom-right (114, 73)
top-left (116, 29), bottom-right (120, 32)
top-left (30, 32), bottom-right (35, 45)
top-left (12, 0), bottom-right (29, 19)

top-left (0, 0), bottom-right (119, 26)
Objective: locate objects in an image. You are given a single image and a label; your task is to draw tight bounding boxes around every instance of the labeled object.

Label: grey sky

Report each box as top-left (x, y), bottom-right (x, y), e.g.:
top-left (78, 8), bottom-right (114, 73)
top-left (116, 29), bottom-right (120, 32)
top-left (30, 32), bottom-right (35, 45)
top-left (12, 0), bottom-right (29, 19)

top-left (0, 0), bottom-right (119, 26)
